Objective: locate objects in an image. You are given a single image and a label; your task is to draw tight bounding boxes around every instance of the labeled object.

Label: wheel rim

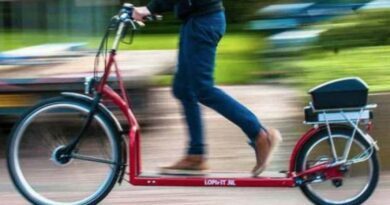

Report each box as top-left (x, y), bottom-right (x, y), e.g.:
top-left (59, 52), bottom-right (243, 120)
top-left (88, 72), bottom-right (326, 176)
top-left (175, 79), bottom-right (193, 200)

top-left (302, 134), bottom-right (373, 204)
top-left (9, 103), bottom-right (119, 205)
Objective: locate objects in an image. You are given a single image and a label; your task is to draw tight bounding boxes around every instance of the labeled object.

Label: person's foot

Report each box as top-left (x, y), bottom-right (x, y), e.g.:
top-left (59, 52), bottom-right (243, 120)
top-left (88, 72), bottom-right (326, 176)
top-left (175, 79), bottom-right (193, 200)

top-left (252, 128), bottom-right (282, 177)
top-left (160, 155), bottom-right (208, 175)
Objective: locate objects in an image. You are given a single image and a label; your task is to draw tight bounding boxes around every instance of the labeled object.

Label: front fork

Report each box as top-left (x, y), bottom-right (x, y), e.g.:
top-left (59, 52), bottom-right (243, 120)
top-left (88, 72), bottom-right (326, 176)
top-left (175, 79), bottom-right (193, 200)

top-left (61, 93), bottom-right (102, 156)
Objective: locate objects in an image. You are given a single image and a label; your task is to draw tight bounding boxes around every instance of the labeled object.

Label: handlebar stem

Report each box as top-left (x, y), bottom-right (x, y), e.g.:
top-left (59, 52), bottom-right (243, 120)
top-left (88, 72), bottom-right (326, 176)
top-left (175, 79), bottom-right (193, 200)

top-left (112, 22), bottom-right (126, 51)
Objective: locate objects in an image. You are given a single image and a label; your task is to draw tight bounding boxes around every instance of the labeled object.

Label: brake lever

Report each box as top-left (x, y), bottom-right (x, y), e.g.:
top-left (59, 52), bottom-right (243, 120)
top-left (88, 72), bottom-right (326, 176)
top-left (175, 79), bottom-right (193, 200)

top-left (124, 19), bottom-right (138, 30)
top-left (133, 15), bottom-right (163, 28)
top-left (144, 15), bottom-right (163, 21)
top-left (134, 20), bottom-right (145, 27)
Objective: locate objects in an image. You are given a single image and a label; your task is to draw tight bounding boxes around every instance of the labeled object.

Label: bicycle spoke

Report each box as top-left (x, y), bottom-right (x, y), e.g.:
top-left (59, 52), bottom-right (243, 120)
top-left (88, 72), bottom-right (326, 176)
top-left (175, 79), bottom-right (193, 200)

top-left (71, 153), bottom-right (117, 165)
top-left (301, 133), bottom-right (376, 204)
top-left (7, 99), bottom-right (121, 204)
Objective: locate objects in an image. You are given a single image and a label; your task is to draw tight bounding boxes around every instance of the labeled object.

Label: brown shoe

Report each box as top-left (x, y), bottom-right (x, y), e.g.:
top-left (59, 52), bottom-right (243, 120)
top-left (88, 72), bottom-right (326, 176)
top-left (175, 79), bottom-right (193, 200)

top-left (252, 128), bottom-right (282, 177)
top-left (160, 155), bottom-right (208, 175)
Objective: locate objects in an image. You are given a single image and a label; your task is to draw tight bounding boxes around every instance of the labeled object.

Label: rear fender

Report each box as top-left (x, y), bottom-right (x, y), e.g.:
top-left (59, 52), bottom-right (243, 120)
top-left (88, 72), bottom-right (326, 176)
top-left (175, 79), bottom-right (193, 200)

top-left (288, 127), bottom-right (319, 177)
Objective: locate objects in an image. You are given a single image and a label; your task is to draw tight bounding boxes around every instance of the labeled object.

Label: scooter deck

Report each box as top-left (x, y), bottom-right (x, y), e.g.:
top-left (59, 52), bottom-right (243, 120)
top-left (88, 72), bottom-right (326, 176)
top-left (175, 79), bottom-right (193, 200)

top-left (129, 171), bottom-right (295, 187)
top-left (140, 171), bottom-right (288, 178)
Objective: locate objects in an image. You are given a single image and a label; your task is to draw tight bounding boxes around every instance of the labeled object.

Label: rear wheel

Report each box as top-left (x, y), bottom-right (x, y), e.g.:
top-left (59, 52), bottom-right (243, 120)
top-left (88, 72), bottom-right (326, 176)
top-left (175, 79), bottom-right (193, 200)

top-left (7, 97), bottom-right (122, 205)
top-left (296, 127), bottom-right (379, 205)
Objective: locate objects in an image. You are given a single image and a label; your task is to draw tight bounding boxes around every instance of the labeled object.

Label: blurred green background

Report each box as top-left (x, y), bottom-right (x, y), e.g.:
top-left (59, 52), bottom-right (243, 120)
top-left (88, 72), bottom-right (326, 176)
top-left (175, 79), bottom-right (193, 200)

top-left (0, 0), bottom-right (389, 91)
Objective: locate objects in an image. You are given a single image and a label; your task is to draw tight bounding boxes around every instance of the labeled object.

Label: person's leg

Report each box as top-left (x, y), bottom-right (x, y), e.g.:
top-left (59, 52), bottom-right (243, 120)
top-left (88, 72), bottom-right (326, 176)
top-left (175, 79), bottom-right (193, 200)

top-left (160, 20), bottom-right (207, 175)
top-left (172, 70), bottom-right (205, 155)
top-left (172, 20), bottom-right (206, 156)
top-left (187, 12), bottom-right (262, 144)
top-left (187, 11), bottom-right (283, 176)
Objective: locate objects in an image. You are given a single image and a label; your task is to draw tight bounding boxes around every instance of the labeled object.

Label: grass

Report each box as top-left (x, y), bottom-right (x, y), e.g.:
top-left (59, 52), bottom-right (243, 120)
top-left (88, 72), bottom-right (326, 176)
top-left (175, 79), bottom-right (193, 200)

top-left (0, 30), bottom-right (264, 85)
top-left (0, 30), bottom-right (178, 51)
top-left (282, 46), bottom-right (390, 92)
top-left (315, 9), bottom-right (390, 50)
top-left (215, 33), bottom-right (263, 84)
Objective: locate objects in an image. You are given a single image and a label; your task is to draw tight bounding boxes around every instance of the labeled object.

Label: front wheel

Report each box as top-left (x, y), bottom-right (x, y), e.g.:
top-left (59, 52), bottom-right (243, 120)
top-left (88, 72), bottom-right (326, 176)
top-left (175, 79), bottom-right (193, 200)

top-left (296, 127), bottom-right (379, 205)
top-left (7, 97), bottom-right (122, 205)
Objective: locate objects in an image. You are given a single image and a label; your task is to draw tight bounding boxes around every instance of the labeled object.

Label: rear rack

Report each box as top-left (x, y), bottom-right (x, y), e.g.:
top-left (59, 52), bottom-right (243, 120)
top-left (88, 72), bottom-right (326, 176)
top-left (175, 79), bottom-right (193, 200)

top-left (304, 103), bottom-right (377, 125)
top-left (310, 103), bottom-right (377, 112)
top-left (303, 102), bottom-right (379, 163)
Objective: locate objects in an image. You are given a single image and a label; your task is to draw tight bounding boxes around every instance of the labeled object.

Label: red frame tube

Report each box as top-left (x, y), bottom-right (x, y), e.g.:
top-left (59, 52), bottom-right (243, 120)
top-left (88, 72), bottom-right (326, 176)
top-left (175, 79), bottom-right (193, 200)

top-left (98, 52), bottom-right (337, 188)
top-left (131, 176), bottom-right (295, 187)
top-left (296, 163), bottom-right (343, 181)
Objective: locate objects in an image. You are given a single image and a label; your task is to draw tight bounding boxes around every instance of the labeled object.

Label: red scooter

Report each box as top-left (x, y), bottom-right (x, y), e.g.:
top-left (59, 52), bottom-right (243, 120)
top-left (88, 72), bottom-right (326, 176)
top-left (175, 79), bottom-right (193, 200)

top-left (7, 3), bottom-right (379, 205)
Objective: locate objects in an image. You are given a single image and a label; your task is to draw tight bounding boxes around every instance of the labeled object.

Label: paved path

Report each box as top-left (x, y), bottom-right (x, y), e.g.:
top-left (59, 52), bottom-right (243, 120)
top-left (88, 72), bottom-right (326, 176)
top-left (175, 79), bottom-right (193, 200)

top-left (1, 85), bottom-right (390, 204)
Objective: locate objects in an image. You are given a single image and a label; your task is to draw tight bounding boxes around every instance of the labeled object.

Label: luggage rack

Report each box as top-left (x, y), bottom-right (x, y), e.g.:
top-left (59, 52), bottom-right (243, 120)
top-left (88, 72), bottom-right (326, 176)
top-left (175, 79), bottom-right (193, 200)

top-left (304, 103), bottom-right (377, 125)
top-left (304, 103), bottom-right (378, 163)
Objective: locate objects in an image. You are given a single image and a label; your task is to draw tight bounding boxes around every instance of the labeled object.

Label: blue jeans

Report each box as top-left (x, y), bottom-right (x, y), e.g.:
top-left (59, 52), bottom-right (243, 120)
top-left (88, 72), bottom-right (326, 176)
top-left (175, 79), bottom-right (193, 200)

top-left (173, 11), bottom-right (263, 155)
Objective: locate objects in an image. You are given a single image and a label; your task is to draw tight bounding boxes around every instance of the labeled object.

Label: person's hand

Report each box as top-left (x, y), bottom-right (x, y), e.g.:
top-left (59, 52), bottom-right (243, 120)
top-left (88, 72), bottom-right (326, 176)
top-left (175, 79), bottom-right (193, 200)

top-left (132, 6), bottom-right (151, 22)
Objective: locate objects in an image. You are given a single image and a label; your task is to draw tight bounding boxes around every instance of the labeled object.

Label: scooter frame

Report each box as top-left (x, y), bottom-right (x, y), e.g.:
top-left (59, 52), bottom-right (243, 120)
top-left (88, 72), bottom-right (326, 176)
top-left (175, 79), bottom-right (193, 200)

top-left (78, 8), bottom-right (378, 189)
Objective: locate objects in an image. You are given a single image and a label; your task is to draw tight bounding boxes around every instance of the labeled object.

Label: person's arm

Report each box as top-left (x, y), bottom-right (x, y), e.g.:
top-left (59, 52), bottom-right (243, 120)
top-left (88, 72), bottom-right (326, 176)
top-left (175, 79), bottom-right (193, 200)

top-left (133, 0), bottom-right (179, 21)
top-left (147, 0), bottom-right (177, 14)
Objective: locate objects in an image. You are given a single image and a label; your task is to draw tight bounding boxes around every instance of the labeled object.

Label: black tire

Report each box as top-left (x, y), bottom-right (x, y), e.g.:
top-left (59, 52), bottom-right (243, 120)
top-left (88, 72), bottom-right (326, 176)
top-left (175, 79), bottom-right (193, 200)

top-left (295, 126), bottom-right (379, 205)
top-left (7, 97), bottom-right (122, 205)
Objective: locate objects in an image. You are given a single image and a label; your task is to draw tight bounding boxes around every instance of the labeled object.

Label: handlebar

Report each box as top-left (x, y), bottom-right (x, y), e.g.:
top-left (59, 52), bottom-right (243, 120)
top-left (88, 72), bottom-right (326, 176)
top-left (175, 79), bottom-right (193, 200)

top-left (109, 3), bottom-right (162, 50)
top-left (113, 3), bottom-right (162, 29)
top-left (93, 3), bottom-right (159, 85)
